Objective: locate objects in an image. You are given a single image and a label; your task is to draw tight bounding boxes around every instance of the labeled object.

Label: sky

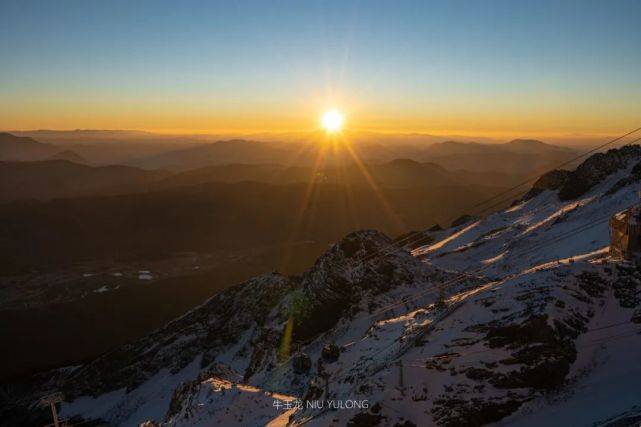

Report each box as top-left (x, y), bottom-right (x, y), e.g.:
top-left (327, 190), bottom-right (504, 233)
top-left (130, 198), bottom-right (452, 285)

top-left (1, 0), bottom-right (640, 138)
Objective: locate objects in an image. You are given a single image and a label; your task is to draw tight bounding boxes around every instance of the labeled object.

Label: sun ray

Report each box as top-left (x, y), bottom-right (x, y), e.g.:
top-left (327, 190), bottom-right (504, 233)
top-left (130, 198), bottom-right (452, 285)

top-left (337, 132), bottom-right (407, 234)
top-left (278, 140), bottom-right (331, 270)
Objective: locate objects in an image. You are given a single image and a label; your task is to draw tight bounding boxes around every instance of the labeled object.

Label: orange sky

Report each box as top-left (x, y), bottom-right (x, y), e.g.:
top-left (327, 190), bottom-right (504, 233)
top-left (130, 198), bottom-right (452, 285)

top-left (2, 1), bottom-right (640, 140)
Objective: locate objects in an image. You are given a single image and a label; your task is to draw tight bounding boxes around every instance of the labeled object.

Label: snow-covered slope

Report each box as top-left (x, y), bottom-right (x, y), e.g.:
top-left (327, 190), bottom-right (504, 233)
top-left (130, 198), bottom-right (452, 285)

top-left (51, 146), bottom-right (641, 426)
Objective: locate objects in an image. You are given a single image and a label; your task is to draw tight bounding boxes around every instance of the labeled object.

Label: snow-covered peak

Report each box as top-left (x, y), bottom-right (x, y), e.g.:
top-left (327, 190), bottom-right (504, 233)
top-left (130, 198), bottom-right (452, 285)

top-left (414, 145), bottom-right (641, 279)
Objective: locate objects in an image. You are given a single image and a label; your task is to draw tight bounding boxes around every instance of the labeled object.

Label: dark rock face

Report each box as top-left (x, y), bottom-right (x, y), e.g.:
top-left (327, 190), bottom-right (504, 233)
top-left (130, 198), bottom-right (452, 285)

top-left (321, 343), bottom-right (340, 362)
top-left (605, 160), bottom-right (641, 196)
top-left (432, 397), bottom-right (523, 427)
top-left (292, 353), bottom-right (312, 374)
top-left (347, 411), bottom-right (385, 426)
top-left (450, 214), bottom-right (477, 228)
top-left (521, 145), bottom-right (641, 202)
top-left (613, 264), bottom-right (641, 308)
top-left (522, 169), bottom-right (572, 201)
top-left (244, 327), bottom-right (282, 381)
top-left (558, 145), bottom-right (641, 201)
top-left (295, 230), bottom-right (437, 342)
top-left (428, 266), bottom-right (610, 427)
top-left (478, 315), bottom-right (578, 390)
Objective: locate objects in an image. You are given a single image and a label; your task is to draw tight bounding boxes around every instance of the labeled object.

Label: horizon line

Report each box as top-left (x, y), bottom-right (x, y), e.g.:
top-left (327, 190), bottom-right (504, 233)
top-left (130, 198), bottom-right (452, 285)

top-left (1, 127), bottom-right (620, 140)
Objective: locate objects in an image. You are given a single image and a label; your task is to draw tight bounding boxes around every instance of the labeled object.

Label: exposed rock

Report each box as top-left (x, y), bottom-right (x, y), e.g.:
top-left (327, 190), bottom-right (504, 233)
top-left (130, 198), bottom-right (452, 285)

top-left (432, 397), bottom-right (523, 427)
top-left (321, 343), bottom-right (340, 362)
top-left (450, 214), bottom-right (478, 228)
top-left (605, 160), bottom-right (641, 196)
top-left (558, 145), bottom-right (641, 200)
top-left (522, 169), bottom-right (571, 201)
top-left (295, 229), bottom-right (439, 341)
top-left (347, 411), bottom-right (385, 426)
top-left (292, 353), bottom-right (312, 375)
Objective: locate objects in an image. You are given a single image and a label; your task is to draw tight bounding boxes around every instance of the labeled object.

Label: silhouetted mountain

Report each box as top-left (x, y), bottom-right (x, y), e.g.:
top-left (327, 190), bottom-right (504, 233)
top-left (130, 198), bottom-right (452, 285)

top-left (131, 139), bottom-right (292, 170)
top-left (157, 159), bottom-right (522, 190)
top-left (10, 130), bottom-right (212, 165)
top-left (419, 139), bottom-right (578, 174)
top-left (0, 132), bottom-right (60, 161)
top-left (0, 180), bottom-right (508, 274)
top-left (0, 160), bottom-right (169, 201)
top-left (130, 139), bottom-right (405, 170)
top-left (0, 156), bottom-right (527, 204)
top-left (423, 139), bottom-right (572, 157)
top-left (6, 131), bottom-right (581, 178)
top-left (501, 138), bottom-right (574, 154)
top-left (156, 159), bottom-right (457, 188)
top-left (46, 150), bottom-right (87, 164)
top-left (133, 137), bottom-right (579, 177)
top-left (423, 140), bottom-right (492, 156)
top-left (11, 129), bottom-right (160, 142)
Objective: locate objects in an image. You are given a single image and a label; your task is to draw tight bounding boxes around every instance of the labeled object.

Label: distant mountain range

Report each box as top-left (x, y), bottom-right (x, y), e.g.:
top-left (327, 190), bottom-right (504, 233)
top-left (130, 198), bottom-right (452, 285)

top-left (0, 155), bottom-right (525, 204)
top-left (0, 160), bottom-right (168, 201)
top-left (2, 131), bottom-right (582, 177)
top-left (46, 149), bottom-right (88, 164)
top-left (0, 132), bottom-right (89, 165)
top-left (416, 139), bottom-right (577, 174)
top-left (157, 158), bottom-right (522, 189)
top-left (0, 178), bottom-right (507, 274)
top-left (129, 137), bottom-right (579, 175)
top-left (0, 132), bottom-right (61, 161)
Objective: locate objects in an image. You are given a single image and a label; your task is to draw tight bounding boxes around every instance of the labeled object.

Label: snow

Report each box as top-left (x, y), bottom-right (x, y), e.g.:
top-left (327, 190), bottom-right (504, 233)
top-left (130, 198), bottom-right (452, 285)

top-left (417, 220), bottom-right (481, 253)
top-left (165, 377), bottom-right (298, 427)
top-left (496, 290), bottom-right (641, 427)
top-left (62, 356), bottom-right (204, 426)
top-left (138, 270), bottom-right (153, 280)
top-left (414, 162), bottom-right (640, 277)
top-left (93, 286), bottom-right (109, 293)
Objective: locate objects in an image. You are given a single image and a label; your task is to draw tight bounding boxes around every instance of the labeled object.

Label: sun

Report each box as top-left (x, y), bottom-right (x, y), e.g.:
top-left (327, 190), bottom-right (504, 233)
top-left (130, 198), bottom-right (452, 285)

top-left (320, 109), bottom-right (345, 133)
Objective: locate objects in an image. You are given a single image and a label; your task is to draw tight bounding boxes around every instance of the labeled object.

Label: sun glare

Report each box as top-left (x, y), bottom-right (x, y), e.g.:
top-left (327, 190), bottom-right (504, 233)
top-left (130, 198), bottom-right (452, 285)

top-left (321, 109), bottom-right (345, 133)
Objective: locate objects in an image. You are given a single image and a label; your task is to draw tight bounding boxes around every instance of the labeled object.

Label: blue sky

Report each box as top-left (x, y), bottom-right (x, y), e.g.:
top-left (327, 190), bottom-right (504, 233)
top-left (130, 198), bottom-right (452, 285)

top-left (1, 0), bottom-right (640, 135)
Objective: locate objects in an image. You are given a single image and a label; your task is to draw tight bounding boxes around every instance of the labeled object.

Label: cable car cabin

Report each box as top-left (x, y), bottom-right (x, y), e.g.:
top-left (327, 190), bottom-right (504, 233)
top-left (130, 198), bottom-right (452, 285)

top-left (610, 206), bottom-right (641, 260)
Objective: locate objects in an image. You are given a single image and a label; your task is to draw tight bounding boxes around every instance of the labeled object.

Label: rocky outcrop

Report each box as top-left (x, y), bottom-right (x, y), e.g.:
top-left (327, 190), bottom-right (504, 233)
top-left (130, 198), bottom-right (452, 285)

top-left (296, 230), bottom-right (438, 341)
top-left (605, 160), bottom-right (641, 196)
top-left (522, 169), bottom-right (572, 201)
top-left (557, 145), bottom-right (641, 200)
top-left (521, 145), bottom-right (641, 202)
